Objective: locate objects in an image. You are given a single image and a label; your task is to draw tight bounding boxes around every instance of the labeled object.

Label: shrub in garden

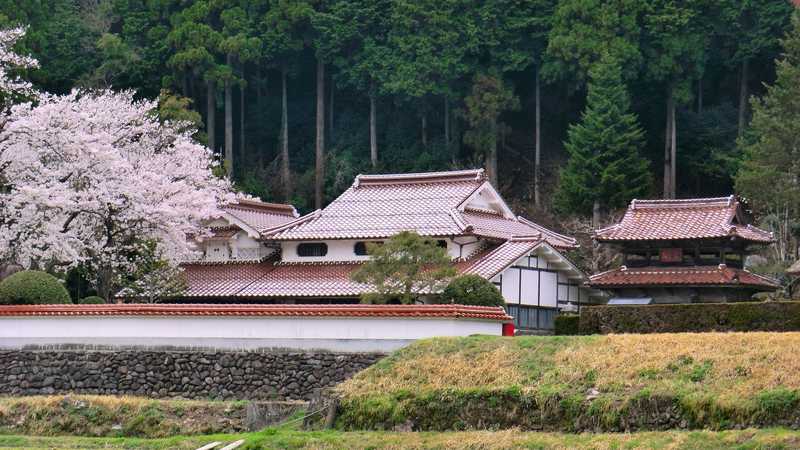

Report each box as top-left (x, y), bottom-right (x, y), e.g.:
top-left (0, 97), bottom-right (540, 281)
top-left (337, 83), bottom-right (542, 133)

top-left (80, 295), bottom-right (106, 304)
top-left (554, 314), bottom-right (580, 335)
top-left (0, 270), bottom-right (71, 305)
top-left (437, 275), bottom-right (505, 307)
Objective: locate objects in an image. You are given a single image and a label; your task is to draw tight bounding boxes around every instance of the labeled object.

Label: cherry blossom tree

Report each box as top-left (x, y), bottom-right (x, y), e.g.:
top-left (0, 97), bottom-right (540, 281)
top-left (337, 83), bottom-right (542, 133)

top-left (0, 89), bottom-right (233, 299)
top-left (0, 27), bottom-right (38, 104)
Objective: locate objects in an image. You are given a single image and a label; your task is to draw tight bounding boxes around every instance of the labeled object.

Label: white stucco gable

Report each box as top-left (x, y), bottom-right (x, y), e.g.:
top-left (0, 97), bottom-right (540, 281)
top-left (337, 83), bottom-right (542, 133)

top-left (458, 181), bottom-right (515, 219)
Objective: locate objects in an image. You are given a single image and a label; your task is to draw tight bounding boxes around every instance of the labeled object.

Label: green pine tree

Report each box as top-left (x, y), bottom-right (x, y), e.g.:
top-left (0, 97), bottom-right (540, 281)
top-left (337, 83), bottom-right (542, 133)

top-left (735, 12), bottom-right (800, 263)
top-left (555, 54), bottom-right (651, 224)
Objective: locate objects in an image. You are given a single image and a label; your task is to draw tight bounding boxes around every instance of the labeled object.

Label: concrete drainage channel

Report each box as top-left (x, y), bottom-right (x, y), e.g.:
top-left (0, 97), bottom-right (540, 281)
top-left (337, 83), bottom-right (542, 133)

top-left (195, 440), bottom-right (245, 450)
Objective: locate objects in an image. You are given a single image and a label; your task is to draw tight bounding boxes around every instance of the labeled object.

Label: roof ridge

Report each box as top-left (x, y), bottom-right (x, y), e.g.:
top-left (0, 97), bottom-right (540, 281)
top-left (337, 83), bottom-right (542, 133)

top-left (261, 209), bottom-right (321, 236)
top-left (353, 169), bottom-right (485, 187)
top-left (517, 216), bottom-right (578, 245)
top-left (228, 198), bottom-right (298, 216)
top-left (631, 195), bottom-right (735, 209)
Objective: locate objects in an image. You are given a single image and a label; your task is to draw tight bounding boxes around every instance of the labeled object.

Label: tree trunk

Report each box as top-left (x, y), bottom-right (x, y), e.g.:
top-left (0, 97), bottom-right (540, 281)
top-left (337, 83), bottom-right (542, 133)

top-left (281, 65), bottom-right (291, 200)
top-left (328, 73), bottom-right (334, 143)
top-left (370, 80), bottom-right (377, 168)
top-left (592, 200), bottom-right (601, 229)
top-left (315, 58), bottom-right (325, 210)
top-left (663, 88), bottom-right (674, 199)
top-left (738, 59), bottom-right (749, 136)
top-left (444, 97), bottom-right (451, 163)
top-left (697, 76), bottom-right (703, 113)
top-left (670, 96), bottom-right (677, 198)
top-left (421, 113), bottom-right (428, 147)
top-left (206, 79), bottom-right (216, 152)
top-left (534, 65), bottom-right (541, 207)
top-left (257, 66), bottom-right (266, 169)
top-left (239, 65), bottom-right (246, 169)
top-left (224, 54), bottom-right (234, 177)
top-left (486, 118), bottom-right (498, 187)
top-left (182, 72), bottom-right (189, 97)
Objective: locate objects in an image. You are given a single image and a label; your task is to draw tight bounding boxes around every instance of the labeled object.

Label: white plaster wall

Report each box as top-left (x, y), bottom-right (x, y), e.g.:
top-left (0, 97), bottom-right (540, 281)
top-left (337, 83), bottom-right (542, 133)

top-left (281, 238), bottom-right (455, 263)
top-left (205, 241), bottom-right (230, 261)
top-left (520, 270), bottom-right (540, 306)
top-left (539, 271), bottom-right (558, 308)
top-left (0, 316), bottom-right (502, 352)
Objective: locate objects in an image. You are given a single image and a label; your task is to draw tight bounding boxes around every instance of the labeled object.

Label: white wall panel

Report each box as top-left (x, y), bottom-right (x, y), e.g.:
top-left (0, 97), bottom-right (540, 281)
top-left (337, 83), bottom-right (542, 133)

top-left (540, 271), bottom-right (558, 308)
top-left (520, 270), bottom-right (540, 306)
top-left (501, 268), bottom-right (520, 302)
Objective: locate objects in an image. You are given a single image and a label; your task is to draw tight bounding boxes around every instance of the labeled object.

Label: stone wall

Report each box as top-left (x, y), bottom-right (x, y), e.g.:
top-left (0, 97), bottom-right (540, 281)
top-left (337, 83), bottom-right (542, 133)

top-left (0, 346), bottom-right (384, 400)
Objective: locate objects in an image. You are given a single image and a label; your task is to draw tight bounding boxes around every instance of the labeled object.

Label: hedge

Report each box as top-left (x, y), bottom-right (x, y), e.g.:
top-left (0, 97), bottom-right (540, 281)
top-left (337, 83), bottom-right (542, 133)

top-left (554, 314), bottom-right (580, 335)
top-left (580, 301), bottom-right (800, 334)
top-left (0, 270), bottom-right (71, 305)
top-left (79, 296), bottom-right (106, 304)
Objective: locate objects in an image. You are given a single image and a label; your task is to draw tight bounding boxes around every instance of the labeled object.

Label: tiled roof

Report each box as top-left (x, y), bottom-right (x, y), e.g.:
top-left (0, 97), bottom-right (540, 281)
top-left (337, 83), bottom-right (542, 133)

top-left (0, 304), bottom-right (512, 321)
top-left (271, 171), bottom-right (484, 240)
top-left (461, 239), bottom-right (543, 279)
top-left (588, 265), bottom-right (780, 289)
top-left (459, 210), bottom-right (578, 250)
top-left (182, 261), bottom-right (276, 297)
top-left (268, 169), bottom-right (578, 250)
top-left (182, 237), bottom-right (547, 298)
top-left (223, 199), bottom-right (298, 234)
top-left (239, 263), bottom-right (371, 297)
top-left (594, 196), bottom-right (773, 243)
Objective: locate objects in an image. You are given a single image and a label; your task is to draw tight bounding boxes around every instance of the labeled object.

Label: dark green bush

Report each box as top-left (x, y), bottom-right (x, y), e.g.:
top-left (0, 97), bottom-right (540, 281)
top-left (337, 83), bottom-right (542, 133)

top-left (437, 274), bottom-right (505, 307)
top-left (580, 302), bottom-right (800, 334)
top-left (79, 296), bottom-right (106, 304)
top-left (554, 314), bottom-right (580, 335)
top-left (0, 270), bottom-right (71, 305)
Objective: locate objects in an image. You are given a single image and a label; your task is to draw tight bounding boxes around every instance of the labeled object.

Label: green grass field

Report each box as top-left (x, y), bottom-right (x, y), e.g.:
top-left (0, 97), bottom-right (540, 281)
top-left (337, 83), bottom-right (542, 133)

top-left (335, 333), bottom-right (800, 431)
top-left (4, 428), bottom-right (800, 449)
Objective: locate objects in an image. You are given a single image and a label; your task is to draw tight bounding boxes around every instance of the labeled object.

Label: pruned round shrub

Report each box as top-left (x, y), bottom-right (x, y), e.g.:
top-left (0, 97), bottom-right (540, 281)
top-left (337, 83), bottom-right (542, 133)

top-left (80, 296), bottom-right (106, 304)
top-left (438, 274), bottom-right (505, 307)
top-left (0, 270), bottom-right (71, 305)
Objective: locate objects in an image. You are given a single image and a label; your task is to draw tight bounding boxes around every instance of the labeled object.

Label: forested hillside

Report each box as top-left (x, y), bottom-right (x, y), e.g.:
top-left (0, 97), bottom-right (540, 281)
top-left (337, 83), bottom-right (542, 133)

top-left (1, 1), bottom-right (797, 266)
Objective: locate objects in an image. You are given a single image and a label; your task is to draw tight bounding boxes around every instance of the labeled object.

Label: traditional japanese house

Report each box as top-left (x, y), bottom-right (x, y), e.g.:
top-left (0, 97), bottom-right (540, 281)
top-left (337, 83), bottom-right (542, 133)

top-left (589, 196), bottom-right (779, 303)
top-left (180, 169), bottom-right (603, 330)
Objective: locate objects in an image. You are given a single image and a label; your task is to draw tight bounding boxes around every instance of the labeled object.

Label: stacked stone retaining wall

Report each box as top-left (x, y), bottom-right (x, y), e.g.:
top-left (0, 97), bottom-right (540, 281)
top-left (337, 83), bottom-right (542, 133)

top-left (0, 346), bottom-right (384, 400)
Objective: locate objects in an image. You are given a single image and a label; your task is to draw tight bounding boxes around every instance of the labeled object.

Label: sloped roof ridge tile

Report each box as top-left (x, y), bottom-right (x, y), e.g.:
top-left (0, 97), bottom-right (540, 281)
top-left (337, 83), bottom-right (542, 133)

top-left (516, 216), bottom-right (578, 246)
top-left (354, 169), bottom-right (485, 187)
top-left (631, 195), bottom-right (735, 209)
top-left (261, 209), bottom-right (322, 235)
top-left (228, 199), bottom-right (299, 217)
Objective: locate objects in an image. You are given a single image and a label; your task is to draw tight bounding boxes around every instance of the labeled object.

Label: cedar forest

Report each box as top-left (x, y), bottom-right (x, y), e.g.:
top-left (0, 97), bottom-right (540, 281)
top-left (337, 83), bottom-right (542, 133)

top-left (2, 0), bottom-right (800, 274)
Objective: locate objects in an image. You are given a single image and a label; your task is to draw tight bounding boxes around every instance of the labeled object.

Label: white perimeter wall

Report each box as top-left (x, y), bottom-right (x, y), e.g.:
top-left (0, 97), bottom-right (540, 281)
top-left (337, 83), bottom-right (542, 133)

top-left (0, 316), bottom-right (502, 353)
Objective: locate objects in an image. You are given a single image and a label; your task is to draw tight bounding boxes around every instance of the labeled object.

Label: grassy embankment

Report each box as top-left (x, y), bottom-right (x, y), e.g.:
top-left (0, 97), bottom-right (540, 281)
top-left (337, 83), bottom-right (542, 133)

top-left (0, 395), bottom-right (248, 438)
top-left (335, 333), bottom-right (800, 431)
top-left (4, 427), bottom-right (800, 449)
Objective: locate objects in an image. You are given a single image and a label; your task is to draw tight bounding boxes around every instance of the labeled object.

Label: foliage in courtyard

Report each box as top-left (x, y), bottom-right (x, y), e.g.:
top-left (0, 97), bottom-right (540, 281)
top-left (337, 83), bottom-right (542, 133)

top-left (435, 275), bottom-right (505, 307)
top-left (0, 270), bottom-right (70, 305)
top-left (78, 296), bottom-right (105, 305)
top-left (351, 231), bottom-right (456, 304)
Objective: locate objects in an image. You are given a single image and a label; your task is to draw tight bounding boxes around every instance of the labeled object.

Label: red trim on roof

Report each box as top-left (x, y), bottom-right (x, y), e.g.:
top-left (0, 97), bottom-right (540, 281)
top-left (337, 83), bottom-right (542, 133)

top-left (0, 304), bottom-right (513, 321)
top-left (588, 265), bottom-right (780, 289)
